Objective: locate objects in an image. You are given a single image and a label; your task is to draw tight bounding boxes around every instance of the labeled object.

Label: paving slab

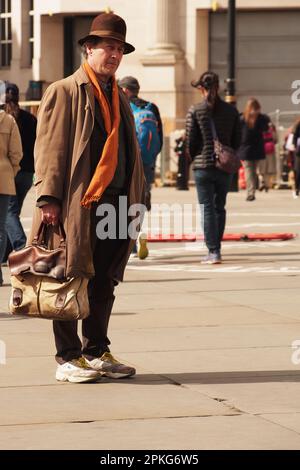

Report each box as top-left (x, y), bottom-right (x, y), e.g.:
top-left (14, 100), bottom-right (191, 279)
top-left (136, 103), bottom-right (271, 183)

top-left (110, 305), bottom-right (296, 329)
top-left (108, 324), bottom-right (300, 353)
top-left (260, 413), bottom-right (300, 435)
top-left (185, 381), bottom-right (300, 414)
top-left (120, 346), bottom-right (298, 374)
top-left (0, 381), bottom-right (235, 427)
top-left (1, 187), bottom-right (300, 449)
top-left (1, 415), bottom-right (300, 450)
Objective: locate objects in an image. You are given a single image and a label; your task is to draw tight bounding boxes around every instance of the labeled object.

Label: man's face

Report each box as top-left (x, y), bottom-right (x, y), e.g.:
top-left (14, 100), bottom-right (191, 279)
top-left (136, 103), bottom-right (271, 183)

top-left (86, 38), bottom-right (125, 79)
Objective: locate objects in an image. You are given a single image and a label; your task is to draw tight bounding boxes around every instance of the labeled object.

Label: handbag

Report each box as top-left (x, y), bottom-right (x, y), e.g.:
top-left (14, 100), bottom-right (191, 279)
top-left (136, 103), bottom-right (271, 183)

top-left (8, 223), bottom-right (90, 321)
top-left (210, 118), bottom-right (241, 174)
top-left (9, 222), bottom-right (67, 280)
top-left (263, 130), bottom-right (275, 155)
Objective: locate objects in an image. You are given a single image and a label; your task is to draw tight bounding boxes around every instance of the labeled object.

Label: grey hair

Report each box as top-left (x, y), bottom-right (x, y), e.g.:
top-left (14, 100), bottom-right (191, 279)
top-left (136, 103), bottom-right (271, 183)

top-left (81, 36), bottom-right (104, 59)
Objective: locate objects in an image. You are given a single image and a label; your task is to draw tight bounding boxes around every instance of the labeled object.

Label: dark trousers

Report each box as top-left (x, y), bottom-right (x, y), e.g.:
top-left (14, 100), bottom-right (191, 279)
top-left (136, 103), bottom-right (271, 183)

top-left (176, 154), bottom-right (190, 190)
top-left (294, 156), bottom-right (300, 192)
top-left (53, 195), bottom-right (127, 364)
top-left (6, 171), bottom-right (33, 251)
top-left (194, 168), bottom-right (232, 253)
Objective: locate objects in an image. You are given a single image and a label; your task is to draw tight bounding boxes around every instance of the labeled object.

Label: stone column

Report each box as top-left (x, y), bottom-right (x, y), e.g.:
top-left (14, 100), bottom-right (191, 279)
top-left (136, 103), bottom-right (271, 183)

top-left (141, 0), bottom-right (186, 182)
top-left (142, 0), bottom-right (184, 64)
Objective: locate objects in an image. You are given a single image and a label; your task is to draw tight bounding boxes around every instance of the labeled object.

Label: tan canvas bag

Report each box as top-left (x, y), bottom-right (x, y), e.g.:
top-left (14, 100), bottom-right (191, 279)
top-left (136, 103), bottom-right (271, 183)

top-left (8, 223), bottom-right (90, 321)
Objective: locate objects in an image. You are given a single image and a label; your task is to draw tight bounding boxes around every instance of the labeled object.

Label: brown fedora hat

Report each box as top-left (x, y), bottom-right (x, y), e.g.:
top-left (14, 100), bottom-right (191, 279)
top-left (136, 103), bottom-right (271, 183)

top-left (78, 12), bottom-right (135, 54)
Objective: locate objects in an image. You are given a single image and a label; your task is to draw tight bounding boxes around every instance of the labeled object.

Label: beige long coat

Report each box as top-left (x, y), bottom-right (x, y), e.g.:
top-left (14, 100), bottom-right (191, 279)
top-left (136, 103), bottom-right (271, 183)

top-left (0, 110), bottom-right (22, 195)
top-left (29, 66), bottom-right (145, 281)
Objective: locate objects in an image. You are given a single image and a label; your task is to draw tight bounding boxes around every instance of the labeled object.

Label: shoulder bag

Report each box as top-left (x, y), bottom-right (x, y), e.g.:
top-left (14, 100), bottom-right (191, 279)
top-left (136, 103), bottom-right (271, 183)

top-left (210, 118), bottom-right (241, 174)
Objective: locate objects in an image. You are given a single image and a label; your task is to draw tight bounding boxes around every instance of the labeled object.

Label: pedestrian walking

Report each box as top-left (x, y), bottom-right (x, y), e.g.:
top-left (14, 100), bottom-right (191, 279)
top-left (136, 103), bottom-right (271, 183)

top-left (258, 121), bottom-right (277, 192)
top-left (238, 98), bottom-right (271, 201)
top-left (118, 76), bottom-right (163, 211)
top-left (185, 71), bottom-right (241, 264)
top-left (4, 82), bottom-right (36, 252)
top-left (119, 75), bottom-right (163, 259)
top-left (0, 81), bottom-right (22, 286)
top-left (28, 12), bottom-right (145, 383)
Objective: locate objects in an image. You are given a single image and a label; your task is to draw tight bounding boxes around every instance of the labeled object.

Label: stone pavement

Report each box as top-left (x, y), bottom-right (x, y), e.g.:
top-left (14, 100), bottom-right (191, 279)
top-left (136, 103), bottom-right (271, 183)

top-left (1, 186), bottom-right (300, 450)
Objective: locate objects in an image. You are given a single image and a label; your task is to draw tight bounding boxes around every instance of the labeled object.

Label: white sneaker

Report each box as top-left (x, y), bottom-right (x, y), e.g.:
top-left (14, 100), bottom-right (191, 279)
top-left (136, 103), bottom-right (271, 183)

top-left (55, 357), bottom-right (101, 383)
top-left (137, 232), bottom-right (149, 260)
top-left (86, 352), bottom-right (136, 379)
top-left (292, 191), bottom-right (299, 199)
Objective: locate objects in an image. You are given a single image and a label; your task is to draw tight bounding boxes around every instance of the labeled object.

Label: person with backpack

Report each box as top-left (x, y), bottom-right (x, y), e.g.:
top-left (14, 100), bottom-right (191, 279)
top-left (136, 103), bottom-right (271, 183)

top-left (118, 76), bottom-right (163, 211)
top-left (119, 76), bottom-right (163, 259)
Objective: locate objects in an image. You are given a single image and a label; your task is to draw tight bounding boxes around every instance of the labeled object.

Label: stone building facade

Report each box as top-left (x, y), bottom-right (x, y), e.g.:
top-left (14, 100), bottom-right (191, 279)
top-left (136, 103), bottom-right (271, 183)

top-left (1, 0), bottom-right (300, 133)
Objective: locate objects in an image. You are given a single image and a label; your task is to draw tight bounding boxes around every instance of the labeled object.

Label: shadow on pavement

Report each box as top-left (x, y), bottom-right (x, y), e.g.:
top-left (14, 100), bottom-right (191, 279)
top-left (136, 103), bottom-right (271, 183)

top-left (117, 370), bottom-right (300, 385)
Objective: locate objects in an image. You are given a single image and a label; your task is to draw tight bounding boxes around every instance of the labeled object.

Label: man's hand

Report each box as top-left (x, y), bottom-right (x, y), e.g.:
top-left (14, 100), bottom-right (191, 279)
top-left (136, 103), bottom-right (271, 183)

top-left (41, 203), bottom-right (61, 226)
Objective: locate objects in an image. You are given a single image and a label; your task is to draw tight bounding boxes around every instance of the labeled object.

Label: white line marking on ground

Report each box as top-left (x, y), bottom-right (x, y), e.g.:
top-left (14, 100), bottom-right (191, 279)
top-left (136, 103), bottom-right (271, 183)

top-left (127, 264), bottom-right (300, 274)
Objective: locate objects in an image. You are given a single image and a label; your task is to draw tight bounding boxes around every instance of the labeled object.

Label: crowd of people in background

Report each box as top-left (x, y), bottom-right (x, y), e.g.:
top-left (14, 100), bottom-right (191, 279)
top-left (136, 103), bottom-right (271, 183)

top-left (1, 67), bottom-right (299, 274)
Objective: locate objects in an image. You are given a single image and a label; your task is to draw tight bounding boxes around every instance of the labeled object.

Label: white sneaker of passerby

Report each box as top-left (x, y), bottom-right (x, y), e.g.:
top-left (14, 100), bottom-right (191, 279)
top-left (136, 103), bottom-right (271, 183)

top-left (55, 357), bottom-right (101, 383)
top-left (292, 190), bottom-right (299, 199)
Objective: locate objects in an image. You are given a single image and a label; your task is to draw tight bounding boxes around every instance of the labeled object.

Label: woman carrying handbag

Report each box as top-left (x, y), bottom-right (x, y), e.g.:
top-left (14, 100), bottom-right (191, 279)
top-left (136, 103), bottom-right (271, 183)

top-left (185, 71), bottom-right (241, 264)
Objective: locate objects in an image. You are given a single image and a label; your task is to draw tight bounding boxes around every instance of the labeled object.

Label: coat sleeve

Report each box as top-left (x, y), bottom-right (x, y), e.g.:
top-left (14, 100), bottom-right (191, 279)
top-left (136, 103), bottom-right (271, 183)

top-left (185, 106), bottom-right (201, 161)
top-left (34, 82), bottom-right (71, 203)
top-left (8, 117), bottom-right (22, 176)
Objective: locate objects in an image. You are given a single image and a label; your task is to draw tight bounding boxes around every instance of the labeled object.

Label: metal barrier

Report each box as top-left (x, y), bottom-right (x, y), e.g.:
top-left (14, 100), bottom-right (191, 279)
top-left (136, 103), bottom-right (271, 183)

top-left (19, 100), bottom-right (40, 117)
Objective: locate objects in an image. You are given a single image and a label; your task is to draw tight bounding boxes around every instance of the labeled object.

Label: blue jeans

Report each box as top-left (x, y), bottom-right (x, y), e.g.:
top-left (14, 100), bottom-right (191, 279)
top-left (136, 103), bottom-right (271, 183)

top-left (0, 195), bottom-right (10, 284)
top-left (6, 171), bottom-right (33, 251)
top-left (194, 168), bottom-right (232, 253)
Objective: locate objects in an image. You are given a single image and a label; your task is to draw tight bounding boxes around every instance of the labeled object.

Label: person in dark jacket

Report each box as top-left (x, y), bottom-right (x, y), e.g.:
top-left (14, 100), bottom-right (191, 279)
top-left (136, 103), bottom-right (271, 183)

top-left (185, 71), bottom-right (241, 264)
top-left (238, 97), bottom-right (270, 201)
top-left (4, 82), bottom-right (37, 251)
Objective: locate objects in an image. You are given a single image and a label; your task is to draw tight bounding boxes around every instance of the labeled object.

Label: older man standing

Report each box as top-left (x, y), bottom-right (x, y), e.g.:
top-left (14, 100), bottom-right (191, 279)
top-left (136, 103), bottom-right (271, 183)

top-left (29, 13), bottom-right (145, 383)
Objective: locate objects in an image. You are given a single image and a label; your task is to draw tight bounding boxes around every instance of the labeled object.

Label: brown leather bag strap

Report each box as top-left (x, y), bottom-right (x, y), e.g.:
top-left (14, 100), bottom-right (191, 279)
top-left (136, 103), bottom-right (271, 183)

top-left (58, 222), bottom-right (66, 246)
top-left (32, 222), bottom-right (66, 247)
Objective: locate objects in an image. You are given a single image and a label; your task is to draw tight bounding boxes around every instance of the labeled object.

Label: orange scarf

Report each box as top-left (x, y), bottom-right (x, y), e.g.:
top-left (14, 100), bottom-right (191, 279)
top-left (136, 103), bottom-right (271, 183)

top-left (81, 61), bottom-right (120, 208)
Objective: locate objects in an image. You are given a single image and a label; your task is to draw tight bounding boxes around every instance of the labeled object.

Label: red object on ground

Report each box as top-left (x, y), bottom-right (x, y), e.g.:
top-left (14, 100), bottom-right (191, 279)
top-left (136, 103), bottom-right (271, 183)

top-left (147, 233), bottom-right (296, 242)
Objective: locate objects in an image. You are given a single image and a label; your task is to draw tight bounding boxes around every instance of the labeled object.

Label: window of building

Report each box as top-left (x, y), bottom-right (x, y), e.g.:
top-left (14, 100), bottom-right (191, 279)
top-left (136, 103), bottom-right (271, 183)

top-left (0, 0), bottom-right (12, 67)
